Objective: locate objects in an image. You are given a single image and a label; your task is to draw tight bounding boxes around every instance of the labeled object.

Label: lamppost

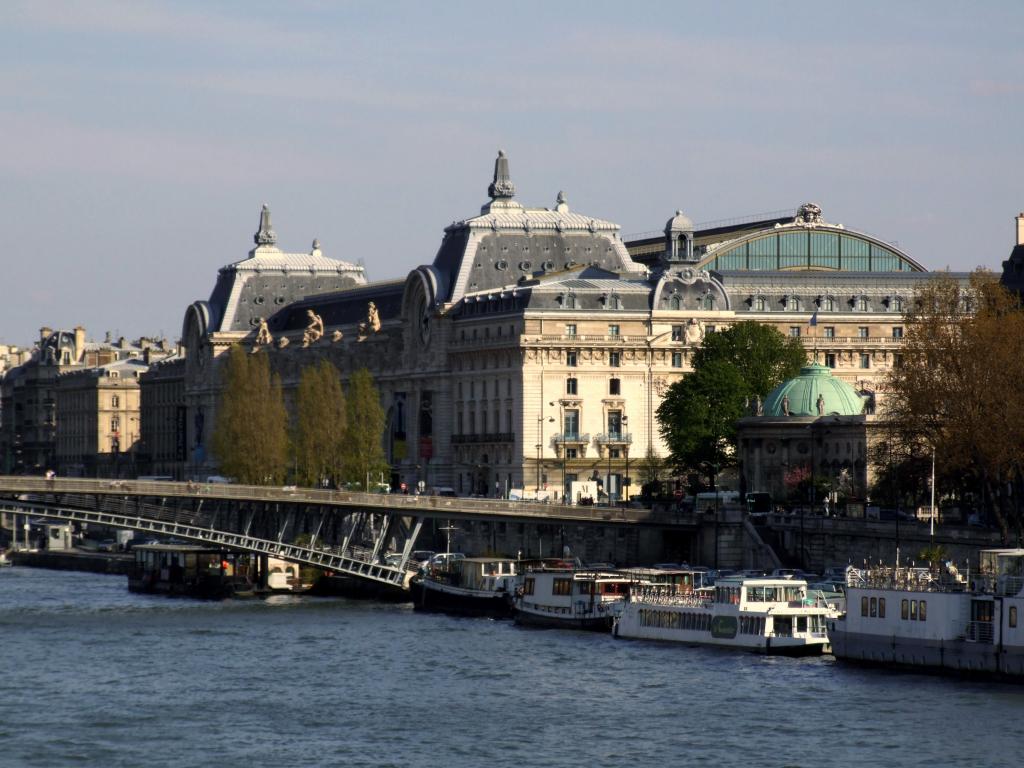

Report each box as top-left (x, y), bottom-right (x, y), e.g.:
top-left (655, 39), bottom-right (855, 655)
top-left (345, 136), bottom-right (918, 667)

top-left (548, 402), bottom-right (565, 502)
top-left (535, 413), bottom-right (544, 495)
top-left (622, 415), bottom-right (630, 506)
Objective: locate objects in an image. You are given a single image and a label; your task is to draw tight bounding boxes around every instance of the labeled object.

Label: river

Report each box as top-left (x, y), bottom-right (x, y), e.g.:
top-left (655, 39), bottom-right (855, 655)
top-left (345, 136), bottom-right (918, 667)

top-left (0, 567), bottom-right (1020, 768)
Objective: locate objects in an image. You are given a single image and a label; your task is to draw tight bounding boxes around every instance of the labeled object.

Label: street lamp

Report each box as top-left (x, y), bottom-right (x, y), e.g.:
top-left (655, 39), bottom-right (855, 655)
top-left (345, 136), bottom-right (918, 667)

top-left (549, 402), bottom-right (565, 502)
top-left (621, 415), bottom-right (630, 508)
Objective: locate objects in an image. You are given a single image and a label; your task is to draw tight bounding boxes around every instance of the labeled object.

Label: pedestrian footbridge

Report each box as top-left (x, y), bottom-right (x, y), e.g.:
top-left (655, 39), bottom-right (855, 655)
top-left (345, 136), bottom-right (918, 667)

top-left (0, 476), bottom-right (663, 588)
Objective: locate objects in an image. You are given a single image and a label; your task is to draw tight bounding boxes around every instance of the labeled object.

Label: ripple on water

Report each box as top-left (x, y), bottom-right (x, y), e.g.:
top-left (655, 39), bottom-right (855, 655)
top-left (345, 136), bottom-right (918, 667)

top-left (3, 569), bottom-right (1024, 768)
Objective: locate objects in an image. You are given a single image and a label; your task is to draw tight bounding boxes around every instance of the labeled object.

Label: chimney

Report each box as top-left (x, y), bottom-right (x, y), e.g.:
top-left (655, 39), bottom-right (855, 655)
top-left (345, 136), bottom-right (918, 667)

top-left (1016, 212), bottom-right (1024, 246)
top-left (73, 326), bottom-right (86, 358)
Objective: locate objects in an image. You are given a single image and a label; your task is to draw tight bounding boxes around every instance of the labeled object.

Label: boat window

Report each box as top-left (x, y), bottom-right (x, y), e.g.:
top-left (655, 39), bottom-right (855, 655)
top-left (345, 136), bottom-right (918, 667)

top-left (552, 578), bottom-right (572, 596)
top-left (747, 586), bottom-right (764, 602)
top-left (901, 599), bottom-right (909, 620)
top-left (910, 600), bottom-right (918, 620)
top-left (861, 596), bottom-right (869, 616)
top-left (577, 581), bottom-right (593, 595)
top-left (785, 586), bottom-right (802, 602)
top-left (919, 600), bottom-right (927, 622)
top-left (870, 597), bottom-right (877, 617)
top-left (1010, 606), bottom-right (1018, 628)
top-left (764, 586), bottom-right (778, 602)
top-left (878, 598), bottom-right (886, 618)
top-left (523, 577), bottom-right (535, 596)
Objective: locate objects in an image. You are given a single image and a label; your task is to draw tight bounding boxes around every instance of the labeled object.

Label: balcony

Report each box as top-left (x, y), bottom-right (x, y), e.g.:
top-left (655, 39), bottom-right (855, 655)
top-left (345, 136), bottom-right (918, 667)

top-left (551, 432), bottom-right (590, 459)
top-left (451, 432), bottom-right (515, 444)
top-left (595, 432), bottom-right (632, 446)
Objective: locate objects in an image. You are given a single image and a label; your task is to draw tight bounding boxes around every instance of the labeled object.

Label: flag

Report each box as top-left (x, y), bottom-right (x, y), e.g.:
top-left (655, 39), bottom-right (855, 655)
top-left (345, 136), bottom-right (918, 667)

top-left (809, 310), bottom-right (818, 327)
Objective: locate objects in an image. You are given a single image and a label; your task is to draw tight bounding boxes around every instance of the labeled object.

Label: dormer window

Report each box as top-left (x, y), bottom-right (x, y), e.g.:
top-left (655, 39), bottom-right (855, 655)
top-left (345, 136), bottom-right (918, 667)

top-left (701, 294), bottom-right (715, 310)
top-left (753, 296), bottom-right (767, 312)
top-left (855, 295), bottom-right (869, 311)
top-left (822, 295), bottom-right (836, 312)
top-left (892, 296), bottom-right (905, 312)
top-left (670, 294), bottom-right (682, 310)
top-left (785, 295), bottom-right (800, 312)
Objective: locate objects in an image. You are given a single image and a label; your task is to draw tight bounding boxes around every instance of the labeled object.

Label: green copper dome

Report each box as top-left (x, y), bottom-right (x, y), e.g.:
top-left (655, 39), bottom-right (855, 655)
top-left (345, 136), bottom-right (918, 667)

top-left (763, 362), bottom-right (865, 417)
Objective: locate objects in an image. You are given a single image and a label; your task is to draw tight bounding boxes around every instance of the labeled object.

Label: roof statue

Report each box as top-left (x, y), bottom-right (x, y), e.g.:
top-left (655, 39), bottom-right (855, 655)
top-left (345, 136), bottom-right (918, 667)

top-left (555, 190), bottom-right (569, 213)
top-left (488, 150), bottom-right (516, 200)
top-left (302, 310), bottom-right (323, 347)
top-left (254, 204), bottom-right (277, 246)
top-left (763, 363), bottom-right (866, 418)
top-left (794, 202), bottom-right (824, 227)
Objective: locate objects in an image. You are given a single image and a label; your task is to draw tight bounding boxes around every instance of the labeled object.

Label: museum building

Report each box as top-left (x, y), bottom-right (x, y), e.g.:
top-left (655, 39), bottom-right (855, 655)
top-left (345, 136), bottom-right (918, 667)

top-left (173, 152), bottom-right (969, 497)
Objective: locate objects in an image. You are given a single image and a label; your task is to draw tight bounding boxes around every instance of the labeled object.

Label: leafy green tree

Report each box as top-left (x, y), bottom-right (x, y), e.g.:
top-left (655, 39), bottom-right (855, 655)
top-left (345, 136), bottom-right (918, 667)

top-left (658, 323), bottom-right (806, 479)
top-left (293, 359), bottom-right (347, 487)
top-left (211, 346), bottom-right (290, 484)
top-left (692, 321), bottom-right (806, 398)
top-left (657, 359), bottom-right (748, 478)
top-left (342, 368), bottom-right (389, 490)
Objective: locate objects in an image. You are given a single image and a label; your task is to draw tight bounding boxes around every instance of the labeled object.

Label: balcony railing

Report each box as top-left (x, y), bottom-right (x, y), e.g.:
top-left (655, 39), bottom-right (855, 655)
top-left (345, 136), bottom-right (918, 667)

top-left (552, 432), bottom-right (590, 444)
top-left (963, 620), bottom-right (994, 645)
top-left (451, 433), bottom-right (516, 444)
top-left (595, 432), bottom-right (632, 445)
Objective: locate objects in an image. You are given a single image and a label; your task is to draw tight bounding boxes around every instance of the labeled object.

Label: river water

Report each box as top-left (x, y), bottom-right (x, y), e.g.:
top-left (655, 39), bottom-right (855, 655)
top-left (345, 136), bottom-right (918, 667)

top-left (1, 567), bottom-right (1020, 768)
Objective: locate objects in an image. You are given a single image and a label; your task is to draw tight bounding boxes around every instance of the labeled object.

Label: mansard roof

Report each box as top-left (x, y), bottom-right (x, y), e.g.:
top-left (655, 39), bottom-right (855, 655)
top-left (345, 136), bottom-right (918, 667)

top-left (427, 152), bottom-right (645, 305)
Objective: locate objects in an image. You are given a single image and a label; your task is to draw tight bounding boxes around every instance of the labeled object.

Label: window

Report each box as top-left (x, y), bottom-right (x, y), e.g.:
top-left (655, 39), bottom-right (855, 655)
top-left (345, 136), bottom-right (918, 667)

top-left (671, 325), bottom-right (684, 341)
top-left (870, 597), bottom-right (877, 617)
top-left (919, 600), bottom-right (926, 621)
top-left (111, 395), bottom-right (119, 408)
top-left (901, 599), bottom-right (909, 620)
top-left (894, 354), bottom-right (904, 369)
top-left (565, 448), bottom-right (578, 459)
top-left (567, 351), bottom-right (577, 367)
top-left (823, 326), bottom-right (835, 338)
top-left (861, 596), bottom-right (868, 616)
top-left (910, 600), bottom-right (918, 620)
top-left (786, 296), bottom-right (800, 311)
top-left (609, 378), bottom-right (621, 396)
top-left (892, 327), bottom-right (903, 339)
top-left (523, 578), bottom-right (535, 596)
top-left (858, 326), bottom-right (869, 339)
top-left (893, 296), bottom-right (905, 312)
top-left (672, 352), bottom-right (682, 368)
top-left (825, 353), bottom-right (836, 368)
top-left (823, 296), bottom-right (835, 311)
top-left (670, 295), bottom-right (682, 310)
top-left (754, 296), bottom-right (766, 311)
top-left (566, 378), bottom-right (578, 395)
top-left (565, 324), bottom-right (577, 337)
top-left (608, 324), bottom-right (620, 337)
top-left (1011, 606), bottom-right (1018, 628)
top-left (111, 416), bottom-right (120, 432)
top-left (701, 294), bottom-right (715, 310)
top-left (563, 409), bottom-right (579, 438)
top-left (859, 353), bottom-right (871, 369)
top-left (565, 294), bottom-right (577, 309)
top-left (789, 327), bottom-right (801, 338)
top-left (609, 351), bottom-right (620, 368)
top-left (608, 410), bottom-right (622, 435)
top-left (856, 296), bottom-right (869, 311)
top-left (552, 578), bottom-right (572, 595)
top-left (879, 597), bottom-right (886, 618)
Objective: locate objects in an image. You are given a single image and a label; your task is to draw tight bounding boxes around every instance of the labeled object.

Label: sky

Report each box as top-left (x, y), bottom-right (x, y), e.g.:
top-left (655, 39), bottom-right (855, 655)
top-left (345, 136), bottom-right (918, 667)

top-left (1, 0), bottom-right (1022, 346)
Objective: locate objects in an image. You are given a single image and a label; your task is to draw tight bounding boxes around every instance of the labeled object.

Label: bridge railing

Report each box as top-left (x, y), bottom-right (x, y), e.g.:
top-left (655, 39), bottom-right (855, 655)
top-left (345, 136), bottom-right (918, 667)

top-left (0, 476), bottom-right (682, 525)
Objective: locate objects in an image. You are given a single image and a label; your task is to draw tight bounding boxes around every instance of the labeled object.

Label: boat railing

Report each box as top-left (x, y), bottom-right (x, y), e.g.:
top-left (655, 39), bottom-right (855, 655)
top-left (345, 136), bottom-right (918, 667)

top-left (630, 586), bottom-right (712, 608)
top-left (963, 620), bottom-right (995, 645)
top-left (848, 565), bottom-right (964, 593)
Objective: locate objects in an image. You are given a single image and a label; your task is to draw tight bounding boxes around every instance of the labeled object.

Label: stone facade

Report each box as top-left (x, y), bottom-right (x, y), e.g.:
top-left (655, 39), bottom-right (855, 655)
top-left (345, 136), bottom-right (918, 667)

top-left (171, 153), bottom-right (970, 496)
top-left (138, 356), bottom-right (186, 479)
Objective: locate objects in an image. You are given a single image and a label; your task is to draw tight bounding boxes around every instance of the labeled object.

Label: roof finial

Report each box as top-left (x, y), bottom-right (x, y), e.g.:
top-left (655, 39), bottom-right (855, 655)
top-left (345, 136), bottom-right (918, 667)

top-left (254, 203), bottom-right (276, 246)
top-left (555, 190), bottom-right (569, 213)
top-left (488, 149), bottom-right (516, 200)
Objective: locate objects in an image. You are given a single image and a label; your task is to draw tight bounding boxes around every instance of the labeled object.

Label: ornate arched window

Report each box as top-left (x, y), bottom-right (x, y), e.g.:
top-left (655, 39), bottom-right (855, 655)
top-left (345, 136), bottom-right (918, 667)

top-left (754, 295), bottom-right (767, 312)
top-left (856, 295), bottom-right (869, 312)
top-left (670, 294), bottom-right (682, 311)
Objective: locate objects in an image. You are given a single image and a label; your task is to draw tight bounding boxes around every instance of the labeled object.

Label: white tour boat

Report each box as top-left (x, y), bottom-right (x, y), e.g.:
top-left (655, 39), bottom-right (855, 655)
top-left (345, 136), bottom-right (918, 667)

top-left (614, 575), bottom-right (831, 655)
top-left (828, 548), bottom-right (1024, 679)
top-left (514, 565), bottom-right (634, 631)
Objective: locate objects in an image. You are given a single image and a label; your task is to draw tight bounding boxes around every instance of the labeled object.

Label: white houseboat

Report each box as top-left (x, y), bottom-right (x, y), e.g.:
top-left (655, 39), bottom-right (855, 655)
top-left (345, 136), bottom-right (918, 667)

top-left (614, 576), bottom-right (831, 655)
top-left (514, 566), bottom-right (634, 631)
top-left (410, 556), bottom-right (518, 618)
top-left (828, 549), bottom-right (1024, 679)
